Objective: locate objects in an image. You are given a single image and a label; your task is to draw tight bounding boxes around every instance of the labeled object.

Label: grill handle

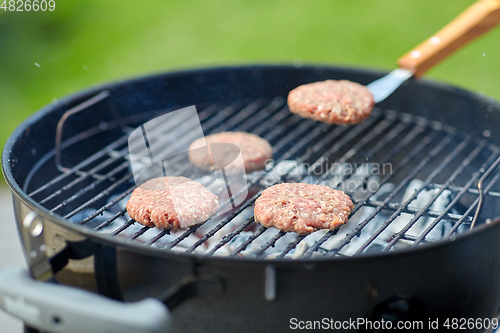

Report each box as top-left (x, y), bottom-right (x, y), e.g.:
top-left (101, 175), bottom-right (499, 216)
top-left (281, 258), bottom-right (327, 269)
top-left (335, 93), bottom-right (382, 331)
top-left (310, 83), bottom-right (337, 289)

top-left (55, 91), bottom-right (111, 173)
top-left (471, 155), bottom-right (500, 228)
top-left (0, 266), bottom-right (171, 333)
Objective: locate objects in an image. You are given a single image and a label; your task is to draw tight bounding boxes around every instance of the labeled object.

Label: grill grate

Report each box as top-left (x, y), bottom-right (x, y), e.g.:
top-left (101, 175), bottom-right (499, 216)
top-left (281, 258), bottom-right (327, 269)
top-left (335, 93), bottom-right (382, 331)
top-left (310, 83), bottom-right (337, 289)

top-left (26, 96), bottom-right (500, 260)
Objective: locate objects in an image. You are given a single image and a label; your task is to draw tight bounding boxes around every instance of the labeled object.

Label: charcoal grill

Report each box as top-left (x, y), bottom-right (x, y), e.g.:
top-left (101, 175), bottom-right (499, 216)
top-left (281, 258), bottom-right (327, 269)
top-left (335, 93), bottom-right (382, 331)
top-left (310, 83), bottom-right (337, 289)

top-left (2, 65), bottom-right (500, 333)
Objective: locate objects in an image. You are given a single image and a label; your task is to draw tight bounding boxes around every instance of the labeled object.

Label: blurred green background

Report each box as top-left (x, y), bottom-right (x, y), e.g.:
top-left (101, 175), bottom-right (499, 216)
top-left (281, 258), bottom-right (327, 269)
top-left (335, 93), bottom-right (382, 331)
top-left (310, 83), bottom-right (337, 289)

top-left (1, 0), bottom-right (499, 183)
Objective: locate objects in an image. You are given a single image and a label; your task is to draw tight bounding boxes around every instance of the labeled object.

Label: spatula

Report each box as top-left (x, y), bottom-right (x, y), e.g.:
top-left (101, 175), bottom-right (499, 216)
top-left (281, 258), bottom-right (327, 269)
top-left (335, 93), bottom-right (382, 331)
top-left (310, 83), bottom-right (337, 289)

top-left (368, 0), bottom-right (500, 103)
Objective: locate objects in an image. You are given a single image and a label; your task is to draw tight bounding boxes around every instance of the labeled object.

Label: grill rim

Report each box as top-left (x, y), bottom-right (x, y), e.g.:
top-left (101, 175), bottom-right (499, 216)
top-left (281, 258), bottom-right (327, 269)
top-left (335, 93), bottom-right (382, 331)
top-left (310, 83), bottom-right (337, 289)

top-left (3, 64), bottom-right (500, 264)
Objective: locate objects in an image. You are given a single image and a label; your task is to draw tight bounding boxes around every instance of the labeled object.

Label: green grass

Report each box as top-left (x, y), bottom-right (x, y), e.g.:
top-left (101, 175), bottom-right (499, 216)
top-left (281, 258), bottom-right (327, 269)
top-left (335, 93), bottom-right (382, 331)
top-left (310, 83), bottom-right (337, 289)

top-left (1, 0), bottom-right (499, 185)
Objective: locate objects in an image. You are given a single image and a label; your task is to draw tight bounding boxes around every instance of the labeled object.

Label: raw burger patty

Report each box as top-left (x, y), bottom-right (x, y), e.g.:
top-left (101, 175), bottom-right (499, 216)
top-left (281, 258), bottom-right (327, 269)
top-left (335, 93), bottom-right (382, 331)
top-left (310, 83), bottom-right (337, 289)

top-left (254, 183), bottom-right (354, 235)
top-left (188, 132), bottom-right (272, 173)
top-left (126, 176), bottom-right (219, 230)
top-left (287, 80), bottom-right (374, 125)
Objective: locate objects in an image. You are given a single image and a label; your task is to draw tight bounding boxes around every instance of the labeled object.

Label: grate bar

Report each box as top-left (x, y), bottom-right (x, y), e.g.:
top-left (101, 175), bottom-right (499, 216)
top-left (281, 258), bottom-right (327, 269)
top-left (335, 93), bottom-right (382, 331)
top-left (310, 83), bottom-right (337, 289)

top-left (78, 182), bottom-right (135, 225)
top-left (69, 99), bottom-right (284, 223)
top-left (413, 147), bottom-right (499, 245)
top-left (65, 164), bottom-right (134, 219)
top-left (302, 126), bottom-right (440, 258)
top-left (135, 99), bottom-right (286, 180)
top-left (274, 119), bottom-right (416, 259)
top-left (28, 134), bottom-right (131, 197)
top-left (146, 230), bottom-right (170, 245)
top-left (399, 234), bottom-right (426, 243)
top-left (255, 231), bottom-right (287, 257)
top-left (138, 99), bottom-right (287, 185)
top-left (276, 235), bottom-right (306, 259)
top-left (364, 200), bottom-right (472, 221)
top-left (114, 102), bottom-right (316, 239)
top-left (361, 118), bottom-right (412, 159)
top-left (151, 119), bottom-right (317, 247)
top-left (312, 114), bottom-right (398, 185)
top-left (126, 101), bottom-right (254, 175)
top-left (260, 116), bottom-right (414, 258)
top-left (208, 98), bottom-right (284, 134)
top-left (111, 219), bottom-right (135, 236)
top-left (177, 116), bottom-right (339, 251)
top-left (186, 191), bottom-right (263, 253)
top-left (243, 118), bottom-right (403, 258)
top-left (130, 226), bottom-right (150, 240)
top-left (182, 111), bottom-right (385, 254)
top-left (41, 100), bottom-right (263, 207)
top-left (229, 225), bottom-right (268, 258)
top-left (348, 133), bottom-right (459, 256)
top-left (228, 113), bottom-right (402, 258)
top-left (29, 103), bottom-right (221, 197)
top-left (37, 103), bottom-right (219, 204)
top-left (444, 163), bottom-right (500, 237)
top-left (55, 161), bottom-right (129, 214)
top-left (382, 139), bottom-right (487, 251)
top-left (74, 106), bottom-right (228, 221)
top-left (62, 126), bottom-right (197, 215)
top-left (206, 216), bottom-right (255, 256)
top-left (166, 117), bottom-right (353, 252)
top-left (95, 209), bottom-right (127, 231)
top-left (40, 152), bottom-right (125, 205)
top-left (427, 184), bottom-right (500, 198)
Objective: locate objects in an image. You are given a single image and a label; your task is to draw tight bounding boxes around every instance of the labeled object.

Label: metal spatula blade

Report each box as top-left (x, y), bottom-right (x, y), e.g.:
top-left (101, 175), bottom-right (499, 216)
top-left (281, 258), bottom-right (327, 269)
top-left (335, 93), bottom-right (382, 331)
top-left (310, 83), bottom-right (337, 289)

top-left (367, 69), bottom-right (413, 103)
top-left (367, 0), bottom-right (500, 104)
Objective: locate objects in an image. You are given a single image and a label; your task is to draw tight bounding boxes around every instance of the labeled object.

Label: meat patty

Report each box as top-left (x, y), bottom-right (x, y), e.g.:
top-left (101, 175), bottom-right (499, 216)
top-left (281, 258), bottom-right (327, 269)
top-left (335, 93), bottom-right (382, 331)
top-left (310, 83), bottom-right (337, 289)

top-left (188, 132), bottom-right (272, 174)
top-left (126, 176), bottom-right (219, 230)
top-left (254, 183), bottom-right (354, 235)
top-left (287, 80), bottom-right (374, 125)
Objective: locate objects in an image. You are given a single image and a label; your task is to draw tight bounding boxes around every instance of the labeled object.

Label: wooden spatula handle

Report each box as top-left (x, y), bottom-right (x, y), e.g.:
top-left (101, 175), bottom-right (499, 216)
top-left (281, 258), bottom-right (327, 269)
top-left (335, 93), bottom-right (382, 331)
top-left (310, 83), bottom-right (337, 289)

top-left (398, 0), bottom-right (500, 78)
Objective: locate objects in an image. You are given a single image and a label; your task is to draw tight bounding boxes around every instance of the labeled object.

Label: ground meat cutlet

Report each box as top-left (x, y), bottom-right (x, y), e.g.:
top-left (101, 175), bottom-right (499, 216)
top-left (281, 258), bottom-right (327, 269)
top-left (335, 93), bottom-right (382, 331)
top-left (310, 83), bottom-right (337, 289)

top-left (188, 132), bottom-right (273, 174)
top-left (126, 176), bottom-right (219, 230)
top-left (254, 183), bottom-right (354, 235)
top-left (287, 80), bottom-right (374, 125)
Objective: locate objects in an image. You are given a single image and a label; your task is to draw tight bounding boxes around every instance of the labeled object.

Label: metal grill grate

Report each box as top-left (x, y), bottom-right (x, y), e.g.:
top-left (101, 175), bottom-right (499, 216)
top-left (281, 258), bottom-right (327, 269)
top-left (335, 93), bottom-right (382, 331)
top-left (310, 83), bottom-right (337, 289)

top-left (26, 96), bottom-right (500, 260)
